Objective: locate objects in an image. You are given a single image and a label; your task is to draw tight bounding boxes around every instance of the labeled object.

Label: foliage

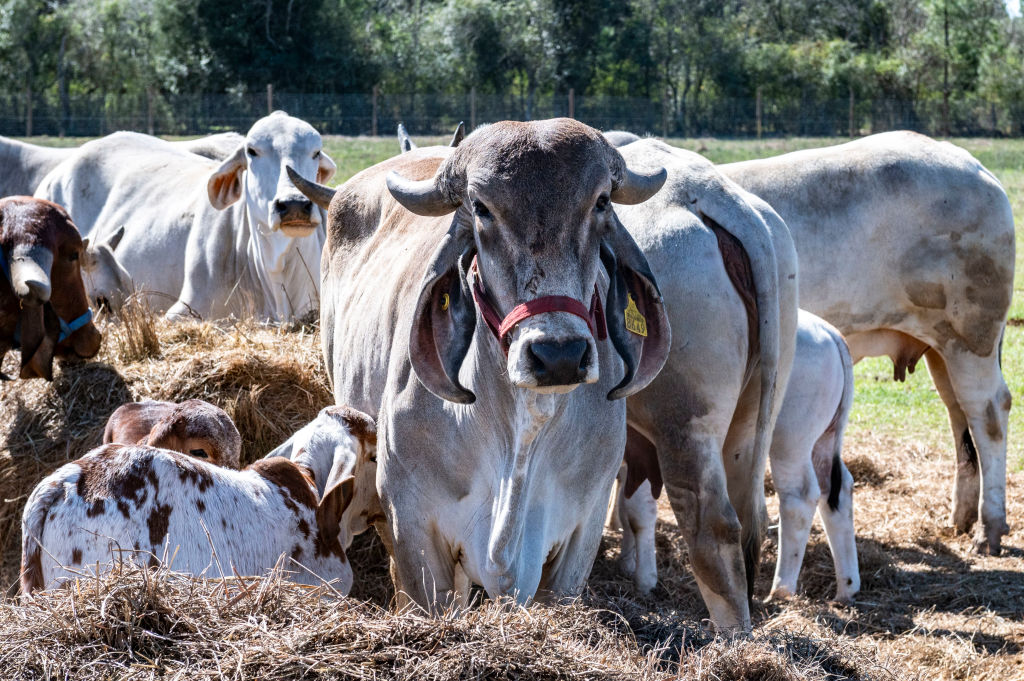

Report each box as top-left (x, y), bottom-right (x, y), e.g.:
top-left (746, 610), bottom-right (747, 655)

top-left (0, 0), bottom-right (1021, 135)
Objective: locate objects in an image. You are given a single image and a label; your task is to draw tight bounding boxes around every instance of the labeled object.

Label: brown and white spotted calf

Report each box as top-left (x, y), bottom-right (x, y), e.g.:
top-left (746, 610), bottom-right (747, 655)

top-left (103, 399), bottom-right (242, 468)
top-left (264, 405), bottom-right (380, 549)
top-left (20, 443), bottom-right (354, 594)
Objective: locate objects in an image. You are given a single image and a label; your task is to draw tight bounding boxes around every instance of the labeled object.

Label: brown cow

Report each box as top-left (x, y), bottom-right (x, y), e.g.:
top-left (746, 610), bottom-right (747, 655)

top-left (0, 196), bottom-right (101, 379)
top-left (103, 399), bottom-right (242, 468)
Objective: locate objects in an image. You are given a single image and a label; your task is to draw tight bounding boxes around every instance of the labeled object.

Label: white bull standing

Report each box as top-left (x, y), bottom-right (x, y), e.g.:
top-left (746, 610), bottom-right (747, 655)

top-left (290, 119), bottom-right (673, 610)
top-left (35, 113), bottom-right (336, 321)
top-left (717, 132), bottom-right (1015, 555)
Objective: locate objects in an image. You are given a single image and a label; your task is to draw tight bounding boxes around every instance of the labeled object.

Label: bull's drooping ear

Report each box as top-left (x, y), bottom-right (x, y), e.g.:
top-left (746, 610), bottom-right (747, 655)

top-left (317, 150), bottom-right (337, 185)
top-left (601, 220), bottom-right (671, 400)
top-left (19, 303), bottom-right (59, 380)
top-left (408, 228), bottom-right (477, 403)
top-left (207, 145), bottom-right (247, 210)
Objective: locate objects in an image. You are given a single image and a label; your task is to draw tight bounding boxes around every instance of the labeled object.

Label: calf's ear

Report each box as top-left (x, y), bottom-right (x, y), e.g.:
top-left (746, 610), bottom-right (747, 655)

top-left (601, 220), bottom-right (671, 400)
top-left (408, 228), bottom-right (477, 403)
top-left (207, 145), bottom-right (247, 210)
top-left (316, 475), bottom-right (355, 548)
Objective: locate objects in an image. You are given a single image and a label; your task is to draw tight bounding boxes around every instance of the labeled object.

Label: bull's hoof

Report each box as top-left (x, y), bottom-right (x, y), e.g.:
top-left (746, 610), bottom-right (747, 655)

top-left (765, 585), bottom-right (795, 603)
top-left (972, 521), bottom-right (1009, 556)
top-left (633, 572), bottom-right (657, 595)
top-left (950, 504), bottom-right (978, 534)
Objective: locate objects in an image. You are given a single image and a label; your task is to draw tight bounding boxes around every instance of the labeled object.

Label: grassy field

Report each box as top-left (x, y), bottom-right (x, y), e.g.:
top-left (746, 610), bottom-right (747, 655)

top-left (3, 131), bottom-right (1022, 678)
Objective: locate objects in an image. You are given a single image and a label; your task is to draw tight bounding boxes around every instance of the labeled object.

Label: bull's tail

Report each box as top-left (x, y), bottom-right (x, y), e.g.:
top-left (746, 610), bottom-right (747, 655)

top-left (20, 469), bottom-right (71, 595)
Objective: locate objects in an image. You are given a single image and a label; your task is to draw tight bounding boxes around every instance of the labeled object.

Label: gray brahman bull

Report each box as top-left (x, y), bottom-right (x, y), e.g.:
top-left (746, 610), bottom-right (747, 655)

top-left (610, 139), bottom-right (798, 630)
top-left (289, 119), bottom-right (672, 611)
top-left (713, 132), bottom-right (1014, 555)
top-left (34, 113), bottom-right (335, 321)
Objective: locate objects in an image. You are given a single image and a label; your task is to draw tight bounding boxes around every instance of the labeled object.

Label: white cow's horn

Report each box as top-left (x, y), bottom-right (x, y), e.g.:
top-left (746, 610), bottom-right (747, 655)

top-left (386, 171), bottom-right (460, 217)
top-left (286, 166), bottom-right (336, 211)
top-left (611, 166), bottom-right (668, 205)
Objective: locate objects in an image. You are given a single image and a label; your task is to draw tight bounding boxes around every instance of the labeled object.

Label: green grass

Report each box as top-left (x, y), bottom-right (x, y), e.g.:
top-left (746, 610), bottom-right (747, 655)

top-left (17, 130), bottom-right (1024, 468)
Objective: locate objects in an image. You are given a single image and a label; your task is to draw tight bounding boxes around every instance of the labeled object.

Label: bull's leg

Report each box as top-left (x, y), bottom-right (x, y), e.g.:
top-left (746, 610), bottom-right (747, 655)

top-left (766, 436), bottom-right (819, 601)
top-left (660, 435), bottom-right (750, 631)
top-left (940, 347), bottom-right (1011, 554)
top-left (382, 520), bottom-right (457, 612)
top-left (617, 482), bottom-right (638, 578)
top-left (538, 501), bottom-right (611, 600)
top-left (620, 480), bottom-right (659, 594)
top-left (925, 350), bottom-right (980, 533)
top-left (813, 445), bottom-right (859, 603)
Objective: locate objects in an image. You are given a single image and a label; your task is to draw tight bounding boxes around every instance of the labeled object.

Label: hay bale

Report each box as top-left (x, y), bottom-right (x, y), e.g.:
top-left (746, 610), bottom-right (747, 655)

top-left (0, 312), bottom-right (332, 592)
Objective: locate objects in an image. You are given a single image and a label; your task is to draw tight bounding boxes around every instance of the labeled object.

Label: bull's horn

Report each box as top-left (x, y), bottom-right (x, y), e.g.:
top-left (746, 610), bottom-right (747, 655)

top-left (286, 166), bottom-right (336, 211)
top-left (386, 171), bottom-right (459, 217)
top-left (397, 123), bottom-right (415, 153)
top-left (10, 245), bottom-right (53, 305)
top-left (449, 122), bottom-right (465, 147)
top-left (611, 166), bottom-right (668, 205)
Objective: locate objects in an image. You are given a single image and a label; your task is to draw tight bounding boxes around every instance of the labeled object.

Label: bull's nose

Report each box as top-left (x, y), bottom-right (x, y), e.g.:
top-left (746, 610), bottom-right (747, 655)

top-left (16, 279), bottom-right (51, 305)
top-left (527, 339), bottom-right (590, 386)
top-left (273, 197), bottom-right (313, 220)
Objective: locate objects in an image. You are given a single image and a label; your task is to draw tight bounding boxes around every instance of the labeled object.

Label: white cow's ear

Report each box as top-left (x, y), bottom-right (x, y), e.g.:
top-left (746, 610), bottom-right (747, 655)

top-left (317, 151), bottom-right (337, 185)
top-left (207, 145), bottom-right (247, 210)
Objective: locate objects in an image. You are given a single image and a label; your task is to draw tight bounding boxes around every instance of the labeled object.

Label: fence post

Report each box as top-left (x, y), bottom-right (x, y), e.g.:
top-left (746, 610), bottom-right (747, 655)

top-left (372, 85), bottom-right (379, 137)
top-left (755, 86), bottom-right (762, 140)
top-left (147, 87), bottom-right (155, 136)
top-left (266, 84), bottom-right (273, 115)
top-left (568, 88), bottom-right (575, 119)
top-left (25, 85), bottom-right (33, 137)
top-left (848, 85), bottom-right (854, 137)
top-left (470, 87), bottom-right (476, 132)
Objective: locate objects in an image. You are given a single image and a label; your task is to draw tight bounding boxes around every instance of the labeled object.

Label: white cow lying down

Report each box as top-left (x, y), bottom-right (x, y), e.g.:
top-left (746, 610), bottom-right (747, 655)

top-left (613, 311), bottom-right (859, 603)
top-left (35, 112), bottom-right (336, 322)
top-left (20, 444), bottom-right (355, 594)
top-left (264, 405), bottom-right (381, 549)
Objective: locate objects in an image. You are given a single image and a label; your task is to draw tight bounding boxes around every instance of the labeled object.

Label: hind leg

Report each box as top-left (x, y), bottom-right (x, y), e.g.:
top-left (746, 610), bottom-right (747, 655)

top-left (925, 350), bottom-right (980, 533)
top-left (815, 449), bottom-right (859, 603)
top-left (767, 436), bottom-right (819, 601)
top-left (940, 347), bottom-right (1011, 554)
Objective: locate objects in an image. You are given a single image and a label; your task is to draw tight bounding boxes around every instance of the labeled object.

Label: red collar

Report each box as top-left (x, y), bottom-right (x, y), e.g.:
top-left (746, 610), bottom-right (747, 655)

top-left (469, 257), bottom-right (608, 355)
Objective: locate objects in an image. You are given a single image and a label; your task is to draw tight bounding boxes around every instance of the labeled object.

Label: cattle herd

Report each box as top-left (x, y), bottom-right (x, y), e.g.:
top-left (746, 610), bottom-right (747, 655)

top-left (0, 114), bottom-right (1014, 634)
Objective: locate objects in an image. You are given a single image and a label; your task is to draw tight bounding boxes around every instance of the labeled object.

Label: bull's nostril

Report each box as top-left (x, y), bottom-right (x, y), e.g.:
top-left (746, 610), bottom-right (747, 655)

top-left (528, 339), bottom-right (589, 386)
top-left (274, 198), bottom-right (313, 217)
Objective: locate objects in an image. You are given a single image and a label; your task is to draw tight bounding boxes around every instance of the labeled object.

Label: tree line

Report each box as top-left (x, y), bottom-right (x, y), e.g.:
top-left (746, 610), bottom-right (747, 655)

top-left (2, 0), bottom-right (1022, 136)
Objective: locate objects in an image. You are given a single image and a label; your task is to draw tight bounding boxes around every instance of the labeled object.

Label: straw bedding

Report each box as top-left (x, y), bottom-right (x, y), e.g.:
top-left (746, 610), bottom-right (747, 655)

top-left (0, 308), bottom-right (1019, 679)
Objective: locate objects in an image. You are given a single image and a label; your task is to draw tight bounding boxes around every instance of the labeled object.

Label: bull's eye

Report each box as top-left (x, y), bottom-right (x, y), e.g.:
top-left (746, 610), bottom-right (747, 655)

top-left (246, 146), bottom-right (259, 158)
top-left (472, 200), bottom-right (491, 219)
top-left (313, 150), bottom-right (321, 159)
top-left (189, 449), bottom-right (209, 459)
top-left (595, 195), bottom-right (610, 212)
top-left (68, 251), bottom-right (79, 262)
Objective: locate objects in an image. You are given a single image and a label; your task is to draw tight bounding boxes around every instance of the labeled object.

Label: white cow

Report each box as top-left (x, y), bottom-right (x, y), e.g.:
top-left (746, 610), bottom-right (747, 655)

top-left (35, 112), bottom-right (336, 321)
top-left (21, 444), bottom-right (355, 594)
top-left (718, 132), bottom-right (1015, 555)
top-left (0, 133), bottom-right (243, 198)
top-left (612, 310), bottom-right (859, 604)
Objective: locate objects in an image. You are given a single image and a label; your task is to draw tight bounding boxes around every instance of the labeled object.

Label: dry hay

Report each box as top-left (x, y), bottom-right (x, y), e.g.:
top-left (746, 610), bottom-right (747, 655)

top-left (0, 306), bottom-right (332, 592)
top-left (0, 561), bottom-right (902, 681)
top-left (0, 306), bottom-right (1020, 679)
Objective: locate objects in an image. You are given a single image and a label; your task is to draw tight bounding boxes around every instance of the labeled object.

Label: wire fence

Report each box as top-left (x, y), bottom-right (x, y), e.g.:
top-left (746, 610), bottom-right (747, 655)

top-left (2, 90), bottom-right (1022, 138)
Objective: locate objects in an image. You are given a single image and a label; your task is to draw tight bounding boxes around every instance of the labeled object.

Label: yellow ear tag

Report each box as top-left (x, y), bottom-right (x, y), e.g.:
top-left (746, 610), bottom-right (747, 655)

top-left (441, 293), bottom-right (450, 311)
top-left (624, 294), bottom-right (647, 337)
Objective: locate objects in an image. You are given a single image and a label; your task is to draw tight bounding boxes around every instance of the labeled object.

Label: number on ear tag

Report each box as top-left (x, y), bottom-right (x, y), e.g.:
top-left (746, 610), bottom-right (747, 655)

top-left (624, 294), bottom-right (647, 337)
